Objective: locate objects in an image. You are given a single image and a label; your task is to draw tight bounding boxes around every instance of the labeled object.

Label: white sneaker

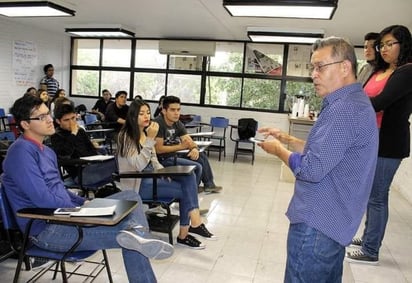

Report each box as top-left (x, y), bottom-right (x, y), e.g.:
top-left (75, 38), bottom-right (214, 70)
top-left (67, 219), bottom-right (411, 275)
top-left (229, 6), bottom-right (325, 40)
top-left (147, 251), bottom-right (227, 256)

top-left (29, 257), bottom-right (55, 271)
top-left (116, 230), bottom-right (174, 260)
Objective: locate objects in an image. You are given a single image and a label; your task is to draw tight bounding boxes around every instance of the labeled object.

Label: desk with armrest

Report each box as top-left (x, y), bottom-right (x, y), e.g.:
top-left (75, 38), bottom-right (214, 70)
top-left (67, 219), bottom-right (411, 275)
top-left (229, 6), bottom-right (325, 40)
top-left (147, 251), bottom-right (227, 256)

top-left (58, 155), bottom-right (118, 198)
top-left (115, 165), bottom-right (196, 244)
top-left (13, 198), bottom-right (137, 283)
top-left (85, 128), bottom-right (115, 154)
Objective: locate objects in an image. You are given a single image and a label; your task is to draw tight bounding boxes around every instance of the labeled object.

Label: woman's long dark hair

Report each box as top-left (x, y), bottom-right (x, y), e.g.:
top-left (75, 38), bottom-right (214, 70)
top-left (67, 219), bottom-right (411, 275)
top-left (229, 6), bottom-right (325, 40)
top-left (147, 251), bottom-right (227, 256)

top-left (117, 99), bottom-right (151, 157)
top-left (375, 25), bottom-right (412, 72)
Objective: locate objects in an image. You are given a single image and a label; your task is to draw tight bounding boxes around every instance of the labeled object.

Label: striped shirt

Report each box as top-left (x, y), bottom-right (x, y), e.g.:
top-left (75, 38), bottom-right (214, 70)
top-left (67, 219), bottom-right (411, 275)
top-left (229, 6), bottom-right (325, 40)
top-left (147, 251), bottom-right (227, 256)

top-left (287, 83), bottom-right (378, 246)
top-left (40, 75), bottom-right (59, 97)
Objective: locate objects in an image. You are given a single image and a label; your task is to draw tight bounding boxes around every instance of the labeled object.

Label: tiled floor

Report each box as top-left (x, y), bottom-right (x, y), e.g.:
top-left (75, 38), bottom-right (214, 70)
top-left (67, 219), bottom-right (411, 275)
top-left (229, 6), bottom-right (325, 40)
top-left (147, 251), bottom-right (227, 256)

top-left (1, 155), bottom-right (411, 282)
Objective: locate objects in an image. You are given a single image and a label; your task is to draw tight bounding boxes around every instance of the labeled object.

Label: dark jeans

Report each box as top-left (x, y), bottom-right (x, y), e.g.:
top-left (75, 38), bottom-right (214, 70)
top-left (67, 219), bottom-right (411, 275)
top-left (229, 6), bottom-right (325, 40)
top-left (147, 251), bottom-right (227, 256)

top-left (285, 223), bottom-right (345, 283)
top-left (361, 157), bottom-right (402, 258)
top-left (160, 152), bottom-right (216, 187)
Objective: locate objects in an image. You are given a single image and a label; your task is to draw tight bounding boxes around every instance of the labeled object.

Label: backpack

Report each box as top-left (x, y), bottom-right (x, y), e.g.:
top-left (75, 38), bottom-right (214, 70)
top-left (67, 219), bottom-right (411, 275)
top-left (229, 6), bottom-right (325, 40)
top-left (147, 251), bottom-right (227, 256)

top-left (237, 118), bottom-right (258, 140)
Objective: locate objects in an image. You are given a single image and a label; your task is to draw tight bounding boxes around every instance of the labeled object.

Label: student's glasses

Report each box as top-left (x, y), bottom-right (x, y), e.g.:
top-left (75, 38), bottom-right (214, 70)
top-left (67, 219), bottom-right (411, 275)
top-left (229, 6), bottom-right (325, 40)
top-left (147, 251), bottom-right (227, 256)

top-left (25, 113), bottom-right (52, 122)
top-left (375, 41), bottom-right (400, 52)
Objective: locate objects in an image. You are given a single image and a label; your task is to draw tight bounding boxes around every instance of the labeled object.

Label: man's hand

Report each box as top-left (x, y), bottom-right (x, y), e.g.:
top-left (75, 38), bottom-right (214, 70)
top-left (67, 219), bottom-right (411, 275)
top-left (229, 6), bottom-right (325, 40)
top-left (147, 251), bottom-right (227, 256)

top-left (70, 120), bottom-right (79, 135)
top-left (258, 127), bottom-right (282, 139)
top-left (257, 139), bottom-right (282, 156)
top-left (180, 135), bottom-right (196, 149)
top-left (187, 147), bottom-right (199, 160)
top-left (258, 139), bottom-right (292, 165)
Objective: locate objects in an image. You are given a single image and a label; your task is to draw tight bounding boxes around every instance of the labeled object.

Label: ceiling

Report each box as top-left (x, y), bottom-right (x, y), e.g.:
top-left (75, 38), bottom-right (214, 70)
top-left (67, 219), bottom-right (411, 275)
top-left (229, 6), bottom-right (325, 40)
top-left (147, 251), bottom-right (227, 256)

top-left (2, 0), bottom-right (412, 45)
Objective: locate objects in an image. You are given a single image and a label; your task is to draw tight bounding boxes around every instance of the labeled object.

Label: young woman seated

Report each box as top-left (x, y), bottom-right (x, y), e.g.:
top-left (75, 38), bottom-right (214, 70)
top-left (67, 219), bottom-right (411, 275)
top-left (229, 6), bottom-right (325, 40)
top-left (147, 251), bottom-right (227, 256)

top-left (116, 99), bottom-right (217, 249)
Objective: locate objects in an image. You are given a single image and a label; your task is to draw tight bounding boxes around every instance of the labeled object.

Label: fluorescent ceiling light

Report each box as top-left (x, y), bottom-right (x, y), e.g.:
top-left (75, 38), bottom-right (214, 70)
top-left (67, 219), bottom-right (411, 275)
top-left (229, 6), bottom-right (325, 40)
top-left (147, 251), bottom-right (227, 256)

top-left (248, 29), bottom-right (324, 44)
top-left (223, 0), bottom-right (338, 20)
top-left (0, 1), bottom-right (75, 17)
top-left (65, 27), bottom-right (135, 38)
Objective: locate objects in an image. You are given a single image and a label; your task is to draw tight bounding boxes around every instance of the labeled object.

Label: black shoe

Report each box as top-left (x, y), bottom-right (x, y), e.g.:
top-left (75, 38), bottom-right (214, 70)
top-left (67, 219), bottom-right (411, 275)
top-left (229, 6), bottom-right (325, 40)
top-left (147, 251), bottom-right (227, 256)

top-left (29, 257), bottom-right (55, 271)
top-left (189, 223), bottom-right (218, 240)
top-left (345, 249), bottom-right (379, 265)
top-left (350, 237), bottom-right (362, 247)
top-left (176, 234), bottom-right (205, 249)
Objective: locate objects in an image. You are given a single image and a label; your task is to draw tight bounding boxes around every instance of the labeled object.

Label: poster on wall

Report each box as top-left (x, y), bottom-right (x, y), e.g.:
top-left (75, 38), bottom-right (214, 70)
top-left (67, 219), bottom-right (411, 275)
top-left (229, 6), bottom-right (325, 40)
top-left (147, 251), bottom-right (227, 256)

top-left (13, 40), bottom-right (38, 86)
top-left (245, 46), bottom-right (282, 75)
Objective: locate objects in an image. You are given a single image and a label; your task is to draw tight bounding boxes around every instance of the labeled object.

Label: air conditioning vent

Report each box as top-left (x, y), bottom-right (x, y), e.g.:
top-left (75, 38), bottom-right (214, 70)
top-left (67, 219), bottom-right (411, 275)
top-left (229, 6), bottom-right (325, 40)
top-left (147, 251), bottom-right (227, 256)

top-left (159, 40), bottom-right (216, 56)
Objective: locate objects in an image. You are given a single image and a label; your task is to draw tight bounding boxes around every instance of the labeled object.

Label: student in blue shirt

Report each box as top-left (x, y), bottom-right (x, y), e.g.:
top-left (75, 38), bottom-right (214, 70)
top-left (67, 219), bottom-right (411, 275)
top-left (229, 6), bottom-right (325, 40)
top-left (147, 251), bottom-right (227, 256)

top-left (257, 37), bottom-right (378, 282)
top-left (2, 95), bottom-right (174, 283)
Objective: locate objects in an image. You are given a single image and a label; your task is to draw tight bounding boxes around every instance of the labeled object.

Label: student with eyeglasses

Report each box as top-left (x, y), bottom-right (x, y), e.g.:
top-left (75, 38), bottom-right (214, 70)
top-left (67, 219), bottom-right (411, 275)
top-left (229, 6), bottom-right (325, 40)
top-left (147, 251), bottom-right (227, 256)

top-left (347, 25), bottom-right (412, 265)
top-left (2, 95), bottom-right (175, 283)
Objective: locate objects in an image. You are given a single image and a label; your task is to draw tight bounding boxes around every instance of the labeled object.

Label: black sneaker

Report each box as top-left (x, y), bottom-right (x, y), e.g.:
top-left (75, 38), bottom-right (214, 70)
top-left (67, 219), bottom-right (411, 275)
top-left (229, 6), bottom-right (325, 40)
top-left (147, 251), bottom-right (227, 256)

top-left (176, 234), bottom-right (205, 249)
top-left (350, 237), bottom-right (362, 247)
top-left (345, 249), bottom-right (379, 265)
top-left (189, 223), bottom-right (218, 240)
top-left (29, 257), bottom-right (55, 271)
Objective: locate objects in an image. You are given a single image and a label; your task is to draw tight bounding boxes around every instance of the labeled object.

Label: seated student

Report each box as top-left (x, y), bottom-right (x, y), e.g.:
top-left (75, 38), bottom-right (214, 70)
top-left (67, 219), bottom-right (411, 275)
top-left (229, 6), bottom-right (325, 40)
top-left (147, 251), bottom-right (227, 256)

top-left (92, 89), bottom-right (113, 121)
top-left (153, 96), bottom-right (222, 193)
top-left (49, 88), bottom-right (66, 114)
top-left (105, 90), bottom-right (129, 133)
top-left (153, 95), bottom-right (165, 118)
top-left (25, 87), bottom-right (37, 96)
top-left (36, 89), bottom-right (50, 107)
top-left (1, 95), bottom-right (174, 283)
top-left (51, 103), bottom-right (114, 187)
top-left (117, 100), bottom-right (216, 249)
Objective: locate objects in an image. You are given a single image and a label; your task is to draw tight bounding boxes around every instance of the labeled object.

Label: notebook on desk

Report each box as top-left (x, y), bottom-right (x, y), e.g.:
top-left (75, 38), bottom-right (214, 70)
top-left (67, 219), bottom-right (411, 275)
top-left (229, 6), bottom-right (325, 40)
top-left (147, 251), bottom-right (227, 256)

top-left (80, 155), bottom-right (114, 161)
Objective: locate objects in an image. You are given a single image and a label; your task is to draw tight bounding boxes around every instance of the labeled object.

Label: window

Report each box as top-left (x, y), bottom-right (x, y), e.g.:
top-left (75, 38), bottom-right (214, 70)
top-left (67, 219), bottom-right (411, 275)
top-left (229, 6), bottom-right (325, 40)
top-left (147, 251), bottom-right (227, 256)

top-left (287, 44), bottom-right (312, 77)
top-left (135, 40), bottom-right (167, 69)
top-left (205, 76), bottom-right (242, 107)
top-left (69, 38), bottom-right (317, 113)
top-left (169, 55), bottom-right (202, 71)
top-left (72, 39), bottom-right (100, 66)
top-left (71, 70), bottom-right (99, 96)
top-left (134, 72), bottom-right (166, 100)
top-left (208, 42), bottom-right (244, 73)
top-left (167, 74), bottom-right (201, 103)
top-left (101, 71), bottom-right (131, 95)
top-left (102, 39), bottom-right (132, 67)
top-left (285, 81), bottom-right (319, 112)
top-left (242, 78), bottom-right (280, 110)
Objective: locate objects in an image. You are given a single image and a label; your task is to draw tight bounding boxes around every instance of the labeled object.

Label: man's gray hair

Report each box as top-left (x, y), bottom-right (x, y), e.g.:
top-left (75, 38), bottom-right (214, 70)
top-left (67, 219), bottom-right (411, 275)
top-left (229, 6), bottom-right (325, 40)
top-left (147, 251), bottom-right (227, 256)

top-left (312, 36), bottom-right (357, 75)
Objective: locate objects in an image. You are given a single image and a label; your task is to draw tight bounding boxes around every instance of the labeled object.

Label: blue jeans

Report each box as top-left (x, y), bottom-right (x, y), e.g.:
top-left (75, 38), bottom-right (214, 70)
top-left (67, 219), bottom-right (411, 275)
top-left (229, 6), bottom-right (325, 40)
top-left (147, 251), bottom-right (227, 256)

top-left (361, 157), bottom-right (401, 258)
top-left (33, 190), bottom-right (156, 283)
top-left (140, 172), bottom-right (199, 226)
top-left (285, 223), bottom-right (345, 283)
top-left (160, 152), bottom-right (216, 187)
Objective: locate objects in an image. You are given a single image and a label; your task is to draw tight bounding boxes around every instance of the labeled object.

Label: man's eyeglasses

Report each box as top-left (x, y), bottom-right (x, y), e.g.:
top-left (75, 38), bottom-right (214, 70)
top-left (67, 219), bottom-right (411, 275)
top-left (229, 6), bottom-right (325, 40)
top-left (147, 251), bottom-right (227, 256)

top-left (376, 41), bottom-right (400, 52)
top-left (25, 113), bottom-right (52, 122)
top-left (309, 61), bottom-right (343, 73)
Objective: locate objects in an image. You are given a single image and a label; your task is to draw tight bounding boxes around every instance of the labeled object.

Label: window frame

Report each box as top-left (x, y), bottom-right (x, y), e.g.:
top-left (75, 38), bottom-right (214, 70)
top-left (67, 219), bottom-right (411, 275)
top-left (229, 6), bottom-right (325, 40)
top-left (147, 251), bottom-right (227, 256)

top-left (69, 38), bottom-right (314, 113)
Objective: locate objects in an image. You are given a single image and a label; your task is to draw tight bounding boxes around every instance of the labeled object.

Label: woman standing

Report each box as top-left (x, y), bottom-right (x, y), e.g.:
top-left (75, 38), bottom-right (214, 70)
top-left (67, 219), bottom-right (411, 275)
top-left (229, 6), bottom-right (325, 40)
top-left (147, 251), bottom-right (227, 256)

top-left (347, 25), bottom-right (412, 264)
top-left (117, 99), bottom-right (216, 249)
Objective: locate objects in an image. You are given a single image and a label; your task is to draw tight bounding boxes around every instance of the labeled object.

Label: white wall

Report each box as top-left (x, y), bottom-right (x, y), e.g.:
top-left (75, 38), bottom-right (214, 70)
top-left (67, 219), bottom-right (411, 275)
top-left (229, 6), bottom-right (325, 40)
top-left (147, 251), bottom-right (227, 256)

top-left (2, 17), bottom-right (411, 204)
top-left (0, 17), bottom-right (70, 111)
top-left (392, 121), bottom-right (412, 203)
